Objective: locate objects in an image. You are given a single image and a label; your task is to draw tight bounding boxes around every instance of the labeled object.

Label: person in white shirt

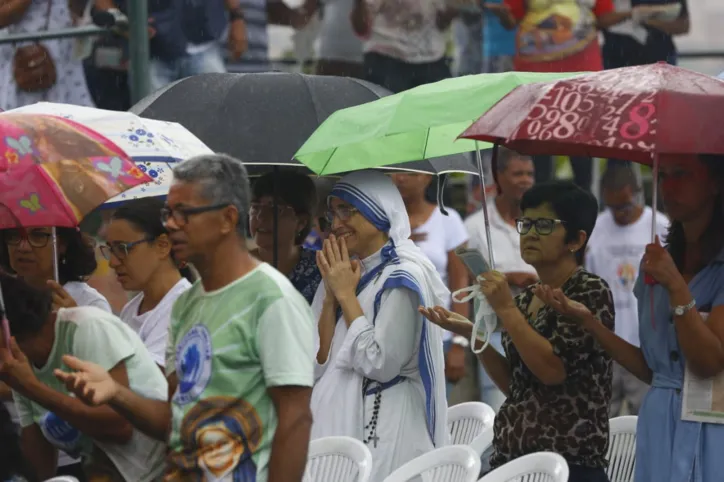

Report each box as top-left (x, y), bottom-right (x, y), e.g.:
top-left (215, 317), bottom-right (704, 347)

top-left (464, 147), bottom-right (536, 412)
top-left (585, 164), bottom-right (668, 416)
top-left (100, 198), bottom-right (193, 367)
top-left (392, 173), bottom-right (470, 395)
top-left (0, 224), bottom-right (111, 480)
top-left (351, 0), bottom-right (458, 92)
top-left (295, 0), bottom-right (365, 78)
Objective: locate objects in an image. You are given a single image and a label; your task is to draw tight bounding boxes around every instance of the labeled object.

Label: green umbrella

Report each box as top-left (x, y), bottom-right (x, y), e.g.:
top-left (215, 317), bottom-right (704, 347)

top-left (294, 71), bottom-right (583, 175)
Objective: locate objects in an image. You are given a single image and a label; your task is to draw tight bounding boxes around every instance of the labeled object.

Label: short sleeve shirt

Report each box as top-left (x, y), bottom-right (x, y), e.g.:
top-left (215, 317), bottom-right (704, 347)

top-left (165, 263), bottom-right (315, 482)
top-left (505, 0), bottom-right (614, 71)
top-left (490, 268), bottom-right (615, 469)
top-left (13, 307), bottom-right (167, 482)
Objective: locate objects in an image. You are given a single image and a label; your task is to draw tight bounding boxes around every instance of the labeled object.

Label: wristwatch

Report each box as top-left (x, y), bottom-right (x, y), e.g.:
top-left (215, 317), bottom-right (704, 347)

top-left (672, 299), bottom-right (696, 317)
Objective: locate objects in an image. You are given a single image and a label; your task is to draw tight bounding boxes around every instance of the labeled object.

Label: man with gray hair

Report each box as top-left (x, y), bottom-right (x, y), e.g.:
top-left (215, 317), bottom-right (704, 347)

top-left (54, 154), bottom-right (316, 482)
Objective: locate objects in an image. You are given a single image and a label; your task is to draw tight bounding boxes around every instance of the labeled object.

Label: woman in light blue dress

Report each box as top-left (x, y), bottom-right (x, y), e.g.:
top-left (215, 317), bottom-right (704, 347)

top-left (536, 153), bottom-right (724, 482)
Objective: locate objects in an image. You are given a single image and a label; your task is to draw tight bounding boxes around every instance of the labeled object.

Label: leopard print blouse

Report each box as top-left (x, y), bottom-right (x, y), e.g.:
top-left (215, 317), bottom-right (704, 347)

top-left (489, 267), bottom-right (615, 470)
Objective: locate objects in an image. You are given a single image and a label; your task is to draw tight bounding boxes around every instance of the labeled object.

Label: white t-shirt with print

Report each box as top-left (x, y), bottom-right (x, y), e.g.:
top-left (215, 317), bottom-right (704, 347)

top-left (586, 206), bottom-right (669, 347)
top-left (119, 278), bottom-right (192, 367)
top-left (365, 0), bottom-right (448, 63)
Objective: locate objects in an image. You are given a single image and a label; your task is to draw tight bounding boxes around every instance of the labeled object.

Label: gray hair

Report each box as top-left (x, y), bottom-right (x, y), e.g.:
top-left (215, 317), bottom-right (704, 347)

top-left (172, 153), bottom-right (250, 236)
top-left (601, 163), bottom-right (642, 194)
top-left (496, 147), bottom-right (531, 174)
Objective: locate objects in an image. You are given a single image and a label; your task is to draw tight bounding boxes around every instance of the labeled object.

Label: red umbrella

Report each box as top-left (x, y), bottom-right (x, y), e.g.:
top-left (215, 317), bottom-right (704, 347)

top-left (461, 63), bottom-right (724, 329)
top-left (460, 63), bottom-right (724, 164)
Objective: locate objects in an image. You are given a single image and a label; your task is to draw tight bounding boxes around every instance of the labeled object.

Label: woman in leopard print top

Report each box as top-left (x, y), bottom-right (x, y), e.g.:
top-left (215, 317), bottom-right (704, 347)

top-left (422, 181), bottom-right (614, 482)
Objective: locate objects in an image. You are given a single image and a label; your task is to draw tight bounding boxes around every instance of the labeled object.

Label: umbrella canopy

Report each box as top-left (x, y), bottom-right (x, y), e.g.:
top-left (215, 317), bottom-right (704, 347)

top-left (6, 102), bottom-right (213, 206)
top-left (130, 72), bottom-right (476, 176)
top-left (294, 71), bottom-right (582, 175)
top-left (0, 113), bottom-right (150, 228)
top-left (461, 63), bottom-right (724, 164)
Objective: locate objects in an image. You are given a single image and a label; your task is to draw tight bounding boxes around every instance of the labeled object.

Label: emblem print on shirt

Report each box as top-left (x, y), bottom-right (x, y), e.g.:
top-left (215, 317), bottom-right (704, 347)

top-left (39, 411), bottom-right (82, 453)
top-left (166, 396), bottom-right (263, 481)
top-left (174, 324), bottom-right (213, 405)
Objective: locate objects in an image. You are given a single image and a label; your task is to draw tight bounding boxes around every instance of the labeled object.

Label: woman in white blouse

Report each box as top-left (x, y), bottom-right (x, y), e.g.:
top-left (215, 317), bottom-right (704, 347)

top-left (100, 198), bottom-right (193, 368)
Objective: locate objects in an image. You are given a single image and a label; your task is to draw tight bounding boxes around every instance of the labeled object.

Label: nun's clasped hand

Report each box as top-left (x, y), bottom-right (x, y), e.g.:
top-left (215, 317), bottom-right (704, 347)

top-left (316, 234), bottom-right (362, 300)
top-left (478, 271), bottom-right (516, 313)
top-left (642, 235), bottom-right (686, 291)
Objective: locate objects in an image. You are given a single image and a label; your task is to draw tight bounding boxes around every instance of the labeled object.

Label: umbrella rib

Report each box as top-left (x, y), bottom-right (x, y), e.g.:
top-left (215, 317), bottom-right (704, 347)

top-left (421, 127), bottom-right (431, 161)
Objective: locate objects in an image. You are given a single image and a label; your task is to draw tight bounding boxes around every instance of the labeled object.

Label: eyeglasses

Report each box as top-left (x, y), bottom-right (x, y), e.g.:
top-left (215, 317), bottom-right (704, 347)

top-left (248, 203), bottom-right (295, 220)
top-left (3, 229), bottom-right (52, 248)
top-left (160, 203), bottom-right (229, 227)
top-left (515, 218), bottom-right (566, 236)
top-left (99, 238), bottom-right (153, 261)
top-left (325, 206), bottom-right (359, 224)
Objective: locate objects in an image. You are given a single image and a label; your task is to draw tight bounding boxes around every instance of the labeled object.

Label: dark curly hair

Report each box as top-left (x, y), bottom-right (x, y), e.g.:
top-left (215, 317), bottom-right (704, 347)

top-left (665, 154), bottom-right (724, 274)
top-left (252, 172), bottom-right (317, 245)
top-left (0, 227), bottom-right (97, 285)
top-left (0, 271), bottom-right (52, 340)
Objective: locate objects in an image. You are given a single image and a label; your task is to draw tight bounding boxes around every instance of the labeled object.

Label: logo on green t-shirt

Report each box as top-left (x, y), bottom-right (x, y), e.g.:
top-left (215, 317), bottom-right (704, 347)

top-left (174, 324), bottom-right (213, 406)
top-left (39, 412), bottom-right (82, 455)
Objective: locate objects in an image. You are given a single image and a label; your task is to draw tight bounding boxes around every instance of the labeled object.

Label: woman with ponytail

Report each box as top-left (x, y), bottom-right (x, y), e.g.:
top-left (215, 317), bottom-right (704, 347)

top-left (100, 198), bottom-right (194, 369)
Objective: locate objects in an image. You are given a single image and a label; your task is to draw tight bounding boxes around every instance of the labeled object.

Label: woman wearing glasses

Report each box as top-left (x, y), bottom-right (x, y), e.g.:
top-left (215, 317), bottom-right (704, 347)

top-left (101, 198), bottom-right (193, 369)
top-left (311, 171), bottom-right (449, 482)
top-left (0, 224), bottom-right (110, 481)
top-left (421, 180), bottom-right (615, 482)
top-left (249, 172), bottom-right (322, 304)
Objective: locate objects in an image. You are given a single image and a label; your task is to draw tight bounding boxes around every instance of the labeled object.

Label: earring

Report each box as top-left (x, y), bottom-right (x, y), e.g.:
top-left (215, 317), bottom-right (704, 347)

top-left (569, 248), bottom-right (576, 253)
top-left (61, 256), bottom-right (67, 265)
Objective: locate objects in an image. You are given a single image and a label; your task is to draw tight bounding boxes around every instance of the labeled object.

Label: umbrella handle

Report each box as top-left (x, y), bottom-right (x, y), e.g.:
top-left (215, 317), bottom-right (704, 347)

top-left (52, 227), bottom-right (60, 282)
top-left (475, 142), bottom-right (496, 270)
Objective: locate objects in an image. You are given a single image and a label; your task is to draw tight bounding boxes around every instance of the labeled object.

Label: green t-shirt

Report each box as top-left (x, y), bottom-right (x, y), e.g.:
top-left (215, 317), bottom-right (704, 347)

top-left (13, 307), bottom-right (167, 482)
top-left (165, 263), bottom-right (315, 482)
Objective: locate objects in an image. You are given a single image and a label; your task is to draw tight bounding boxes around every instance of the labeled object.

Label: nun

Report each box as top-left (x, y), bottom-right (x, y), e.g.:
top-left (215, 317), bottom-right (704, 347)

top-left (311, 171), bottom-right (449, 481)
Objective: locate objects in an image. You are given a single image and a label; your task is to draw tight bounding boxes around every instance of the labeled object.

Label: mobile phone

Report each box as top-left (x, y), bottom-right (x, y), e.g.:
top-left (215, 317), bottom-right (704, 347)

top-left (455, 247), bottom-right (490, 276)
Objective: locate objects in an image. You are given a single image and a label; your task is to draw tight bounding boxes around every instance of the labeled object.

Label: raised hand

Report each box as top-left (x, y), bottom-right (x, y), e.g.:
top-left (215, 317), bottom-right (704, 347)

top-left (54, 355), bottom-right (119, 406)
top-left (316, 234), bottom-right (362, 301)
top-left (419, 305), bottom-right (474, 338)
top-left (533, 284), bottom-right (591, 322)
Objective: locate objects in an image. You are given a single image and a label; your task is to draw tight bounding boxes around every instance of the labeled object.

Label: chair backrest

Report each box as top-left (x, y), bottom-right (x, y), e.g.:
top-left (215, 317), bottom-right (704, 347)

top-left (383, 445), bottom-right (481, 482)
top-left (448, 402), bottom-right (496, 456)
top-left (606, 416), bottom-right (638, 482)
top-left (476, 452), bottom-right (569, 482)
top-left (303, 436), bottom-right (373, 482)
top-left (43, 477), bottom-right (81, 482)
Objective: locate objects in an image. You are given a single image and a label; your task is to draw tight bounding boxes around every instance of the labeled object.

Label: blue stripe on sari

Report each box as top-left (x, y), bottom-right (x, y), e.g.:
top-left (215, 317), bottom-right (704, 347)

top-left (372, 269), bottom-right (437, 445)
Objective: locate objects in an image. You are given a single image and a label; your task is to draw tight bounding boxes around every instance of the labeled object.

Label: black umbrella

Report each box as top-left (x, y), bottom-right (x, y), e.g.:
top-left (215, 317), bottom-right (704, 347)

top-left (130, 72), bottom-right (476, 176)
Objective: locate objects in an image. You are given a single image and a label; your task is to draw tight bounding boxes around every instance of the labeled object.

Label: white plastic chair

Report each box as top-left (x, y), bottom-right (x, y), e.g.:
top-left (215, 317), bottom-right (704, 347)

top-left (606, 416), bottom-right (638, 482)
top-left (383, 445), bottom-right (481, 482)
top-left (476, 452), bottom-right (569, 482)
top-left (303, 436), bottom-right (373, 482)
top-left (43, 477), bottom-right (80, 482)
top-left (448, 402), bottom-right (496, 456)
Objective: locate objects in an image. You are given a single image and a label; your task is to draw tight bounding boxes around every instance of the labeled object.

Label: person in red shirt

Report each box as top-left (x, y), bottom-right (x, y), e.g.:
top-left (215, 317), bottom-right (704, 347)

top-left (485, 0), bottom-right (632, 72)
top-left (483, 0), bottom-right (631, 191)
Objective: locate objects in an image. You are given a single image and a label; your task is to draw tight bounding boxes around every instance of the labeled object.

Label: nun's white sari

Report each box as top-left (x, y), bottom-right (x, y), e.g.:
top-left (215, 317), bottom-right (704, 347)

top-left (311, 172), bottom-right (449, 482)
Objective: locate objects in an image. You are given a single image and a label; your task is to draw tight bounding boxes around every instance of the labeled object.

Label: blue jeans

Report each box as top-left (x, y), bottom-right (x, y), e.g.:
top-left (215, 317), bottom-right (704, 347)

top-left (149, 44), bottom-right (226, 92)
top-left (477, 332), bottom-right (507, 412)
